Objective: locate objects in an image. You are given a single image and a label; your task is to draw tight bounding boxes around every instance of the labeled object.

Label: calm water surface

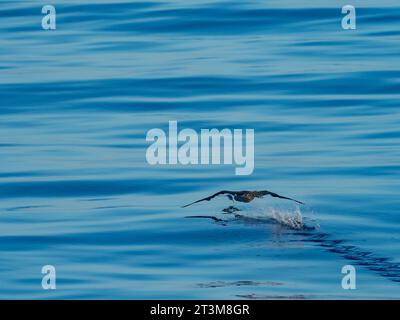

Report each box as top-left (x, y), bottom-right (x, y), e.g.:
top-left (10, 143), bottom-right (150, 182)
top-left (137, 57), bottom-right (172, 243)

top-left (1, 0), bottom-right (400, 299)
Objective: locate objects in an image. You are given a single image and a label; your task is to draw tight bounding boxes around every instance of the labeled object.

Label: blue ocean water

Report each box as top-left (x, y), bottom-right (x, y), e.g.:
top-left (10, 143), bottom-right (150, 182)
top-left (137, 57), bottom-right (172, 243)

top-left (1, 0), bottom-right (400, 299)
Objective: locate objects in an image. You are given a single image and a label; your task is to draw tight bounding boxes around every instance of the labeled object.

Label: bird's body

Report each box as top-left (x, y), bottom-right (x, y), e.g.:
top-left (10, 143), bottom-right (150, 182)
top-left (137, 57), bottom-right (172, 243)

top-left (182, 190), bottom-right (304, 208)
top-left (230, 191), bottom-right (262, 203)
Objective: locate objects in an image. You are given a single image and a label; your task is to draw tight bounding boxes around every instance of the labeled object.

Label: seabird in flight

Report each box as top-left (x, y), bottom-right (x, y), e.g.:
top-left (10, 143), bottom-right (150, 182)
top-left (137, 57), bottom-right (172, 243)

top-left (182, 190), bottom-right (304, 208)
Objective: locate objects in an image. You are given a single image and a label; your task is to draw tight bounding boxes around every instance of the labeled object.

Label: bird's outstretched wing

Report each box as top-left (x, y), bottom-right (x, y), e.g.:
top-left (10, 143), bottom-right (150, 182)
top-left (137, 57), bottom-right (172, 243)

top-left (260, 190), bottom-right (304, 205)
top-left (181, 190), bottom-right (235, 208)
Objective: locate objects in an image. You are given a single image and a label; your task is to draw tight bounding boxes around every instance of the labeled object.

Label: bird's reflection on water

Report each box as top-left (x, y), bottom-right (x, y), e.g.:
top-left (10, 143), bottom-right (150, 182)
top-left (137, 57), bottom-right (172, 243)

top-left (187, 206), bottom-right (400, 284)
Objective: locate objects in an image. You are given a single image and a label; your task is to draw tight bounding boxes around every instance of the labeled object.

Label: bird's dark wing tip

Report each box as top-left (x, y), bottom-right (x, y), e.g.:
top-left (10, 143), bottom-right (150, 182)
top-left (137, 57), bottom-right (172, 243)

top-left (181, 201), bottom-right (196, 208)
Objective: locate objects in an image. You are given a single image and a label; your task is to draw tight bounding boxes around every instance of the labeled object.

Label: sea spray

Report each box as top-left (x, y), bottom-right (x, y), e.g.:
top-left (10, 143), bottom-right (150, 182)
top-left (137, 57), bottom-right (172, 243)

top-left (235, 204), bottom-right (318, 231)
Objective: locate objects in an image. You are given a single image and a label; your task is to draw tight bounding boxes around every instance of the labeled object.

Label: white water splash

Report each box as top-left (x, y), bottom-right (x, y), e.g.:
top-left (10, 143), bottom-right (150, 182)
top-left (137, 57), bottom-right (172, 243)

top-left (267, 206), bottom-right (304, 230)
top-left (236, 204), bottom-right (318, 230)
